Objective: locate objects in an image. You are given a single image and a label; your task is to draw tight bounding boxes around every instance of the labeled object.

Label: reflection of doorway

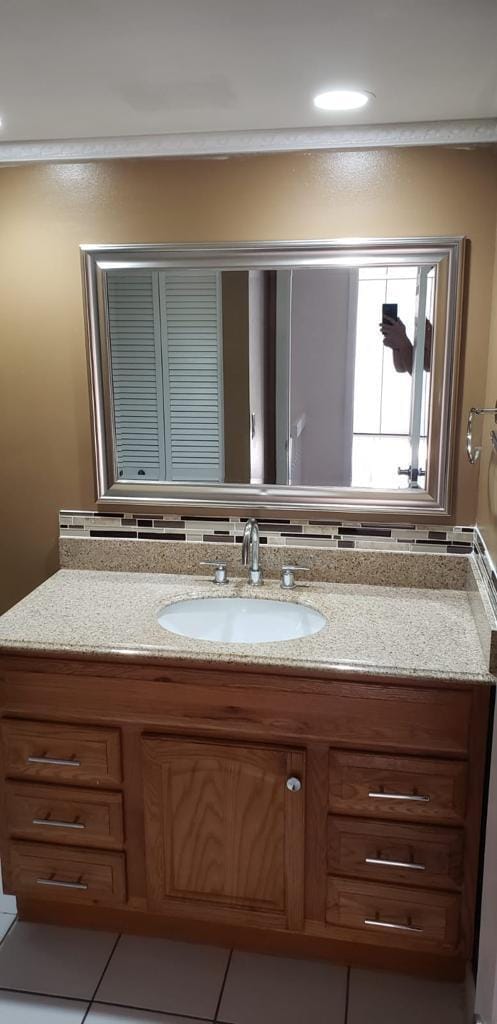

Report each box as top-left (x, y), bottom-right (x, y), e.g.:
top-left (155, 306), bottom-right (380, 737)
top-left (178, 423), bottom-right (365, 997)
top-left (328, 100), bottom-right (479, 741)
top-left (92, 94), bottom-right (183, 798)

top-left (276, 268), bottom-right (358, 487)
top-left (352, 265), bottom-right (434, 489)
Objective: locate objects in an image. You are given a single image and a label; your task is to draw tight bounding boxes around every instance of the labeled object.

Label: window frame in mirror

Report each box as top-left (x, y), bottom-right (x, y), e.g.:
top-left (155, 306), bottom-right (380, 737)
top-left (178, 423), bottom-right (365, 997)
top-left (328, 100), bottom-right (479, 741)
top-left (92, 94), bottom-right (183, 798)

top-left (81, 237), bottom-right (465, 518)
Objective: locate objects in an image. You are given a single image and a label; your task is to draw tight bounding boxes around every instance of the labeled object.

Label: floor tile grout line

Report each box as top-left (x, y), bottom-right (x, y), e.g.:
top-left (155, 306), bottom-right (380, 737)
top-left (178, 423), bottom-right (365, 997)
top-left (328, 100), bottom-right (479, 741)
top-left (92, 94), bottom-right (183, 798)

top-left (213, 947), bottom-right (233, 1022)
top-left (344, 965), bottom-right (351, 1024)
top-left (80, 1000), bottom-right (92, 1023)
top-left (90, 997), bottom-right (215, 1021)
top-left (88, 937), bottom-right (120, 1007)
top-left (81, 931), bottom-right (122, 1022)
top-left (0, 984), bottom-right (90, 1005)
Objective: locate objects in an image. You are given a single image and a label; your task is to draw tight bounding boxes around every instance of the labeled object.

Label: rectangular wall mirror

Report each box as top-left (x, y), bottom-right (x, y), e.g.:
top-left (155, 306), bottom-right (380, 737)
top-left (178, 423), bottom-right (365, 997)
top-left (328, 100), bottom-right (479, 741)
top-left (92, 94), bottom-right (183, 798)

top-left (82, 238), bottom-right (464, 516)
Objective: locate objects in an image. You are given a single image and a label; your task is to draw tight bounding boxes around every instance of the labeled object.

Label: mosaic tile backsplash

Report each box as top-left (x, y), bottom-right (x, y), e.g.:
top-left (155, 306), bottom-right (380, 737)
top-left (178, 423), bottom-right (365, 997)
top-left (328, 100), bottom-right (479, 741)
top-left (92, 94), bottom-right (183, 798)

top-left (60, 511), bottom-right (475, 556)
top-left (474, 529), bottom-right (497, 620)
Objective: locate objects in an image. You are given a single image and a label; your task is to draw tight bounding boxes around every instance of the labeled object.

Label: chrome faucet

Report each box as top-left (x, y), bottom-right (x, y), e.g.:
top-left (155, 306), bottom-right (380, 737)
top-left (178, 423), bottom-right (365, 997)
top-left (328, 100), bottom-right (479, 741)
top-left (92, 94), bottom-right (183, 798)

top-left (242, 517), bottom-right (263, 586)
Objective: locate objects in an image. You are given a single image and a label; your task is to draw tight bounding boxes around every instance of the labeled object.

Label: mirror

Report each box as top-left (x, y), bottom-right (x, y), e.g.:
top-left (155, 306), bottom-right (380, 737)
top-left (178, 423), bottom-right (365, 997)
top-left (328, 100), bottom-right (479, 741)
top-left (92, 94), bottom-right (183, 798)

top-left (83, 239), bottom-right (464, 515)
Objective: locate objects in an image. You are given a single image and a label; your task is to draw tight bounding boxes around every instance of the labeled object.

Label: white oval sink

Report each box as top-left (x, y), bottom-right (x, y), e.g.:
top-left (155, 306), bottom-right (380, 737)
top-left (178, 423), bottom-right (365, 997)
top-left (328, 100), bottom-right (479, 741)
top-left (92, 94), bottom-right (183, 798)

top-left (157, 597), bottom-right (326, 645)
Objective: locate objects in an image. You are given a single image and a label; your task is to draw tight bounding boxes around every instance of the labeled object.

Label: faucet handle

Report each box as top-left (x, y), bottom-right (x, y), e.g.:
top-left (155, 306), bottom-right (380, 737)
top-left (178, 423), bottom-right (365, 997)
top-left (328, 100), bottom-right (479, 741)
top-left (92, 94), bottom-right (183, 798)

top-left (200, 561), bottom-right (229, 585)
top-left (280, 566), bottom-right (309, 590)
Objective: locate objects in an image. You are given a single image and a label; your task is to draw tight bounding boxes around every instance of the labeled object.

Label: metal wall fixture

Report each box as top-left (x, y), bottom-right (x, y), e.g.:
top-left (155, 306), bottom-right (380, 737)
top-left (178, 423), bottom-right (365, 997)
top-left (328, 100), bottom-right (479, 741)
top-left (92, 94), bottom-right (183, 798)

top-left (466, 405), bottom-right (497, 464)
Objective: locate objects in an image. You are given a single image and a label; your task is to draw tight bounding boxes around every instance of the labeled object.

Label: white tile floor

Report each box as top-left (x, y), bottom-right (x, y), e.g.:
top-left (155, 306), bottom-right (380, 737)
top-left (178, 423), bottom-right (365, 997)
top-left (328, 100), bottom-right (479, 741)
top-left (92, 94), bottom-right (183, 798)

top-left (0, 917), bottom-right (469, 1024)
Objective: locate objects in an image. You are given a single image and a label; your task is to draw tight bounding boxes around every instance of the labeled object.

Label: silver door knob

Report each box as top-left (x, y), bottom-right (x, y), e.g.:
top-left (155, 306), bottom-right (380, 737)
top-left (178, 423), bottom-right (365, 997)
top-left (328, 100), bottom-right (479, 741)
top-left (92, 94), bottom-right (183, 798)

top-left (286, 776), bottom-right (302, 792)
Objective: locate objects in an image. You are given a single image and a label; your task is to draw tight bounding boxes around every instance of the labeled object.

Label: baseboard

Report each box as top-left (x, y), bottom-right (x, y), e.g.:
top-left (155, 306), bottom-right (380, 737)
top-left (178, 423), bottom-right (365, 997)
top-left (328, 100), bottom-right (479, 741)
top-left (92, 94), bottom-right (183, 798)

top-left (465, 965), bottom-right (476, 1022)
top-left (17, 897), bottom-right (465, 981)
top-left (465, 966), bottom-right (477, 1024)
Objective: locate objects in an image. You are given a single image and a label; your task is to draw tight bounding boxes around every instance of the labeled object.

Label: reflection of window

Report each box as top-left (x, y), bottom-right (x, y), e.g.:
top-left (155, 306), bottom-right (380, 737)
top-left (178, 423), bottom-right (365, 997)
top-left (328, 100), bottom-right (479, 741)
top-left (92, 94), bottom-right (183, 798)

top-left (352, 266), bottom-right (434, 489)
top-left (107, 269), bottom-right (224, 483)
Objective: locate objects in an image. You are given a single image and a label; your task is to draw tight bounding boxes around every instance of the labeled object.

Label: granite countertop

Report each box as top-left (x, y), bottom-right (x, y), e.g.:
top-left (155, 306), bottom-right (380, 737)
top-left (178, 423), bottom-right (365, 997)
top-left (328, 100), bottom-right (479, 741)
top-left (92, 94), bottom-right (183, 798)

top-left (0, 568), bottom-right (494, 684)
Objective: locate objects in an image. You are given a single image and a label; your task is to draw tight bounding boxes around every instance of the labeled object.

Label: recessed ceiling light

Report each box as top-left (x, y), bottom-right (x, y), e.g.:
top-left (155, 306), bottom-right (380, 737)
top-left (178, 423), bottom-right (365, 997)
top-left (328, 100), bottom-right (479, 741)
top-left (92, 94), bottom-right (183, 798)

top-left (313, 89), bottom-right (372, 111)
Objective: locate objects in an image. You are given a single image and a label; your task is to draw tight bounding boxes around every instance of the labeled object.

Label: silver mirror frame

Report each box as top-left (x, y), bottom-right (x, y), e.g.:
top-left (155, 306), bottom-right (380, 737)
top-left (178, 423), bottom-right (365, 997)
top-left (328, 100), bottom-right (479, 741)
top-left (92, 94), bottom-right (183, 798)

top-left (81, 237), bottom-right (465, 518)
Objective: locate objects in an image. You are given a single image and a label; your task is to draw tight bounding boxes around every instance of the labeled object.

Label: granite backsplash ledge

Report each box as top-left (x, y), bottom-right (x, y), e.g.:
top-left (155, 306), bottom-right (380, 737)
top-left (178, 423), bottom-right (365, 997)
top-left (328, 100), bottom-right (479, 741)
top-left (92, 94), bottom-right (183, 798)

top-left (59, 510), bottom-right (478, 590)
top-left (60, 535), bottom-right (470, 590)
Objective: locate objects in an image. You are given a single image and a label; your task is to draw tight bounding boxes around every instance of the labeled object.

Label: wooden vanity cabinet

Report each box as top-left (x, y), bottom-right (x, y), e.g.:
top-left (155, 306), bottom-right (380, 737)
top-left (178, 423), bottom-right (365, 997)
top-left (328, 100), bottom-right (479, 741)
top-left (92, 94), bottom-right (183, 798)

top-left (0, 652), bottom-right (491, 981)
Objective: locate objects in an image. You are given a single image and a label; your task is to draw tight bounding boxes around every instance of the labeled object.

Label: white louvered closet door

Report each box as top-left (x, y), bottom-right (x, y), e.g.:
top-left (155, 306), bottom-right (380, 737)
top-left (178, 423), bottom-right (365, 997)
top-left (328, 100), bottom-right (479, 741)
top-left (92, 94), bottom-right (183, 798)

top-left (160, 270), bottom-right (224, 482)
top-left (106, 271), bottom-right (166, 481)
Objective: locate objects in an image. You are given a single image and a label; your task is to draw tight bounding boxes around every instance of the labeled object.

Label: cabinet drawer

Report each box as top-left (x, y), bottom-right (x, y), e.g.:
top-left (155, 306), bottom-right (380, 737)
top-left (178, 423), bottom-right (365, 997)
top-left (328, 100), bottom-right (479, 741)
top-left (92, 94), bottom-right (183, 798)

top-left (327, 817), bottom-right (464, 890)
top-left (329, 751), bottom-right (467, 825)
top-left (5, 782), bottom-right (124, 849)
top-left (1, 720), bottom-right (122, 786)
top-left (7, 841), bottom-right (126, 905)
top-left (326, 877), bottom-right (460, 949)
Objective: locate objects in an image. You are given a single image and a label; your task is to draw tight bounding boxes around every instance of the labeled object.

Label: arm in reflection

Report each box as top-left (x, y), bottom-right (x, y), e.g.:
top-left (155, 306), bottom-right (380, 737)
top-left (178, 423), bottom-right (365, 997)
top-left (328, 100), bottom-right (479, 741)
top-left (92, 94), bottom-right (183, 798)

top-left (380, 317), bottom-right (432, 374)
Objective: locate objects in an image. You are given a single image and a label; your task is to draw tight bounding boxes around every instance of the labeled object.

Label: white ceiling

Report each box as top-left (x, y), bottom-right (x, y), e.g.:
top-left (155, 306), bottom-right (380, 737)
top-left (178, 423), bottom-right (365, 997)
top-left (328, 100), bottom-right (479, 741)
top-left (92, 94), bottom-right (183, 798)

top-left (1, 0), bottom-right (497, 145)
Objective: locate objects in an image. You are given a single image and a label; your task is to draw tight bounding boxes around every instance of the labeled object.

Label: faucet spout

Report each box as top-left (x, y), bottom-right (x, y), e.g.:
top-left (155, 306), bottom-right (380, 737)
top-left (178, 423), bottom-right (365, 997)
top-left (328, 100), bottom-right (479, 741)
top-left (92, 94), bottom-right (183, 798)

top-left (242, 518), bottom-right (263, 586)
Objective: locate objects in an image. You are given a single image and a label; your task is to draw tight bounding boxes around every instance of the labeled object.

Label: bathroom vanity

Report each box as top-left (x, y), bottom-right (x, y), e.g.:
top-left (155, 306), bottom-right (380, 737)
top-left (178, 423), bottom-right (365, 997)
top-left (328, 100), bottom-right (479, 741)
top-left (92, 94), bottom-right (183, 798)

top-left (0, 568), bottom-right (493, 981)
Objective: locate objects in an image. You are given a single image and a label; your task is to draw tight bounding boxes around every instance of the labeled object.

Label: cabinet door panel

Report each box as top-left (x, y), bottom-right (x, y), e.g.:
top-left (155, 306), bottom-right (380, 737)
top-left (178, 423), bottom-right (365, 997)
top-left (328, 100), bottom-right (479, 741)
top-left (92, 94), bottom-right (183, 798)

top-left (142, 736), bottom-right (305, 929)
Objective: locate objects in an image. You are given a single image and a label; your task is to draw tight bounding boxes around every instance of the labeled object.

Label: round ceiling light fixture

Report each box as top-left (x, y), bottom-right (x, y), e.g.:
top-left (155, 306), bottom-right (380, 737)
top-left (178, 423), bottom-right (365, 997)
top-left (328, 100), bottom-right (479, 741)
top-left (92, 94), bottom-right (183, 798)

top-left (313, 89), bottom-right (372, 111)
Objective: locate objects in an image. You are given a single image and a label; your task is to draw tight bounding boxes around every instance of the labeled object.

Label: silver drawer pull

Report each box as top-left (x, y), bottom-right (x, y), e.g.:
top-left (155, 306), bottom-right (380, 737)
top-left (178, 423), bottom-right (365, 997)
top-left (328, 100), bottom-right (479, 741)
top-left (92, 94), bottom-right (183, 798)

top-left (364, 917), bottom-right (423, 933)
top-left (32, 818), bottom-right (86, 830)
top-left (27, 756), bottom-right (81, 768)
top-left (365, 856), bottom-right (425, 871)
top-left (36, 877), bottom-right (88, 890)
top-left (368, 791), bottom-right (430, 803)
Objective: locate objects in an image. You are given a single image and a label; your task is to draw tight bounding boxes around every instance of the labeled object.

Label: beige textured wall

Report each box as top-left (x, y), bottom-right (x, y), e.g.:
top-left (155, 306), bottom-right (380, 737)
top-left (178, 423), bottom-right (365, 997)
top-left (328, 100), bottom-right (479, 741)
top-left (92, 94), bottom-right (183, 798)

top-left (477, 217), bottom-right (497, 563)
top-left (1, 148), bottom-right (497, 612)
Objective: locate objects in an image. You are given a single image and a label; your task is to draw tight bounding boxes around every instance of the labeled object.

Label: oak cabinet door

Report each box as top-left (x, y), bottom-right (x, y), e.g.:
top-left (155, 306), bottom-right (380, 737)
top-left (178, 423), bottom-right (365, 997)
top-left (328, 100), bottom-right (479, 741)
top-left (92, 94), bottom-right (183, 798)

top-left (142, 736), bottom-right (305, 929)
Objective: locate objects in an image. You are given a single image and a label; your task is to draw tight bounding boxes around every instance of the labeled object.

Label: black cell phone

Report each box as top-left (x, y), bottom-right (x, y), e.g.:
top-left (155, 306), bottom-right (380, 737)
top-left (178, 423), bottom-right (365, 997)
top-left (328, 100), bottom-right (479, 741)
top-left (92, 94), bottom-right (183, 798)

top-left (382, 302), bottom-right (398, 323)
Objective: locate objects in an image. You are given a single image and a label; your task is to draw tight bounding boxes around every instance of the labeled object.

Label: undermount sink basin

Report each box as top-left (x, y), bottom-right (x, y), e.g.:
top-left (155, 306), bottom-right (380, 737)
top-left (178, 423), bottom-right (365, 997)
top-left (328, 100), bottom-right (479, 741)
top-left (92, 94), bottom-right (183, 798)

top-left (157, 596), bottom-right (327, 645)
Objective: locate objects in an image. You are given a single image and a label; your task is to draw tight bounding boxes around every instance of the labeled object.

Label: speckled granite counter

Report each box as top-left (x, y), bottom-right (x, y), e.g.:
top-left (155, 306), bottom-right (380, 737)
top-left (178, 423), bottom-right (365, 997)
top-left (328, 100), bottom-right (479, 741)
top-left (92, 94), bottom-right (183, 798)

top-left (0, 568), bottom-right (495, 684)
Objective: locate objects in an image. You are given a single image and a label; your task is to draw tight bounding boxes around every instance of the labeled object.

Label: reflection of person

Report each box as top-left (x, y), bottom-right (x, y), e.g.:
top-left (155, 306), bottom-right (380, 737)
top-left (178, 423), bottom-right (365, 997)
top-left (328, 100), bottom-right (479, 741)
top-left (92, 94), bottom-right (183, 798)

top-left (380, 317), bottom-right (432, 374)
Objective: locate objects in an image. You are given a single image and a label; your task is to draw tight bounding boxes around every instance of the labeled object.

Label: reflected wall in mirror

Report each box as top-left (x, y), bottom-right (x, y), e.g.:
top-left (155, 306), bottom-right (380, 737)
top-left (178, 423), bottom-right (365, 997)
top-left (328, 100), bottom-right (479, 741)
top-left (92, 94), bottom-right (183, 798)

top-left (83, 239), bottom-right (464, 515)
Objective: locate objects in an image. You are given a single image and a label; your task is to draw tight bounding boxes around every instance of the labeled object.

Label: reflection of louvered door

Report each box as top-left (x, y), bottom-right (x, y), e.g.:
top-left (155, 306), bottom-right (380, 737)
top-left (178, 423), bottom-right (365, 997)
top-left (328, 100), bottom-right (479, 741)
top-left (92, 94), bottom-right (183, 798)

top-left (106, 269), bottom-right (224, 483)
top-left (161, 270), bottom-right (224, 482)
top-left (107, 271), bottom-right (166, 481)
